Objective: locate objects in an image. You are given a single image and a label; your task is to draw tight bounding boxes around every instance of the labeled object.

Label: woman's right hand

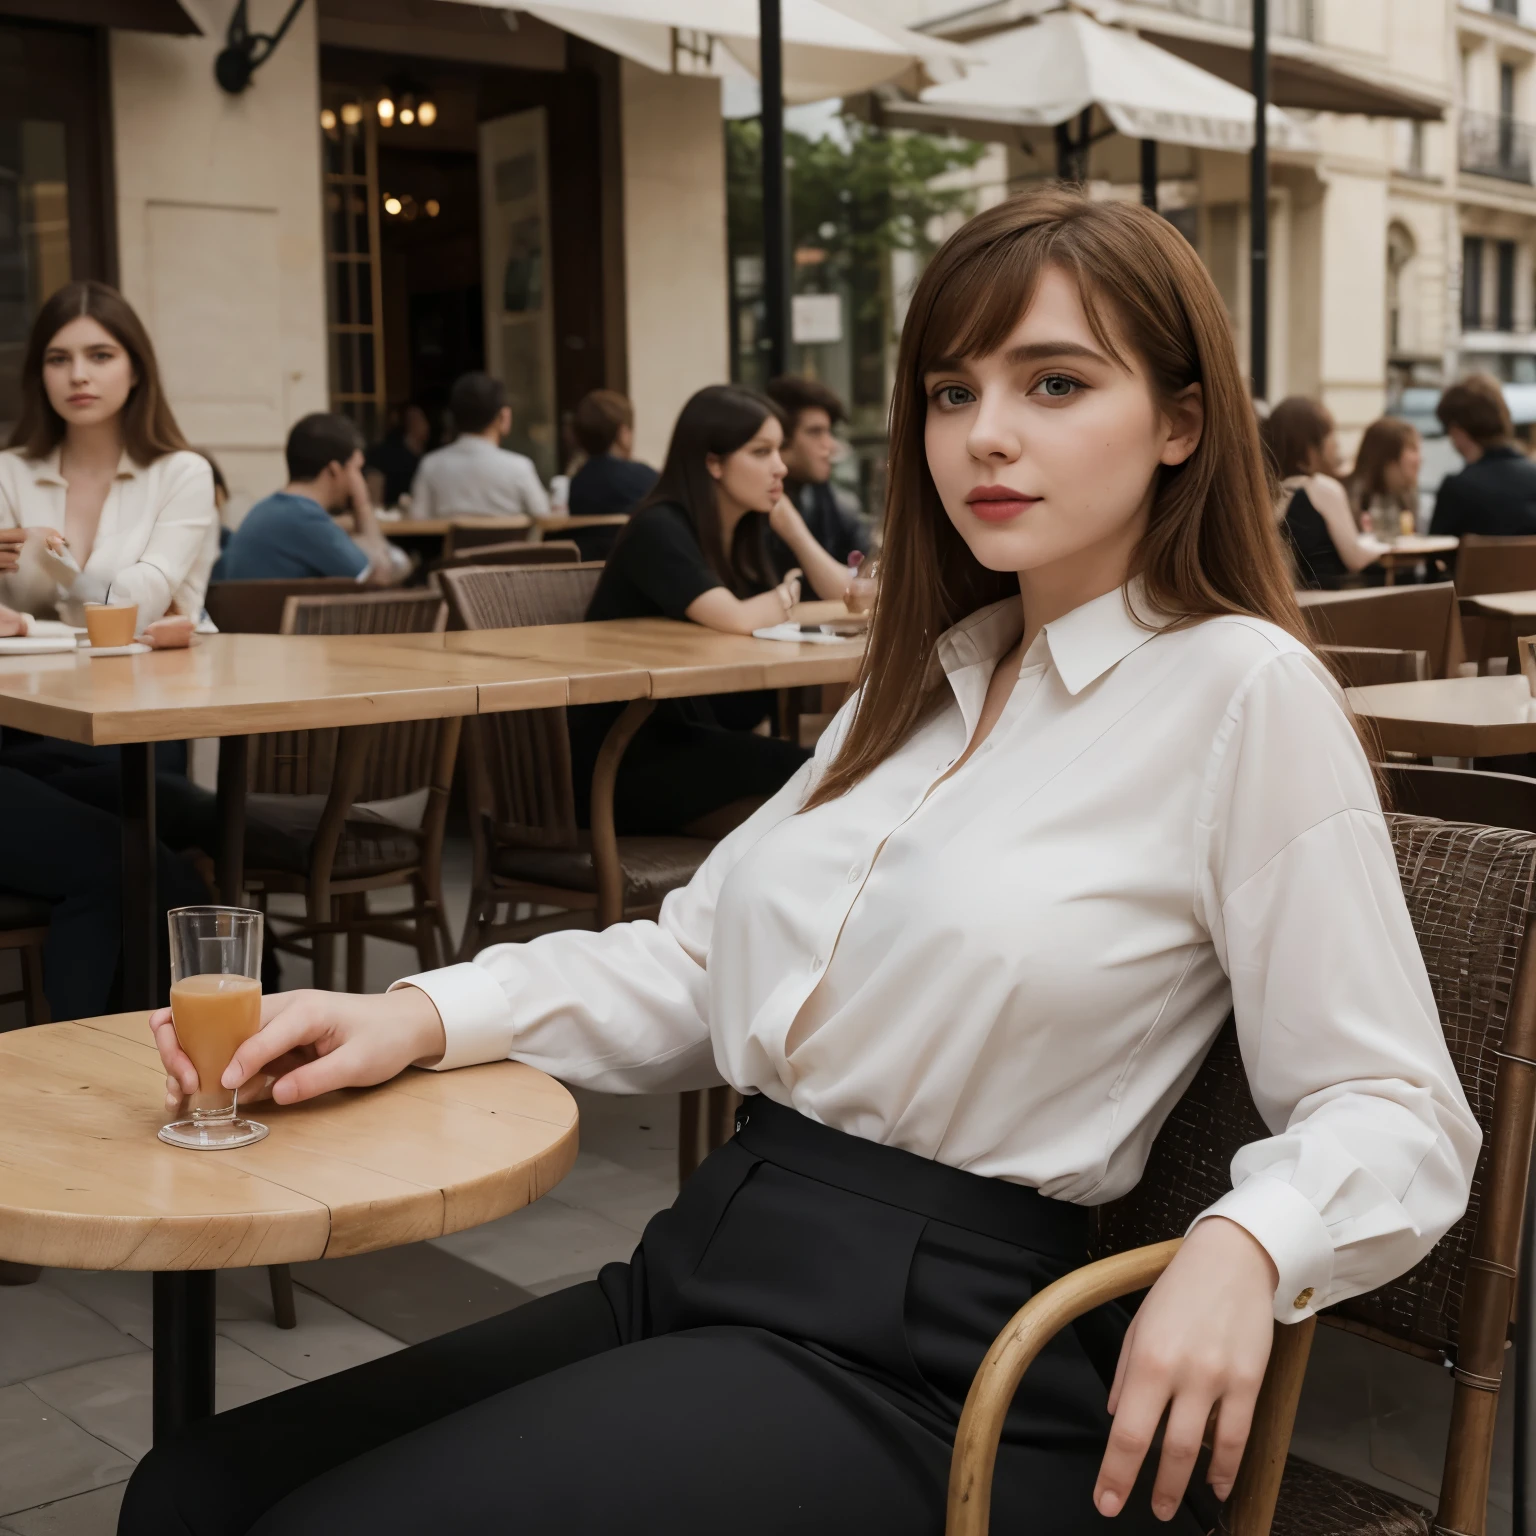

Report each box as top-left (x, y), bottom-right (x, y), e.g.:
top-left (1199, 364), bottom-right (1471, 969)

top-left (151, 986), bottom-right (448, 1116)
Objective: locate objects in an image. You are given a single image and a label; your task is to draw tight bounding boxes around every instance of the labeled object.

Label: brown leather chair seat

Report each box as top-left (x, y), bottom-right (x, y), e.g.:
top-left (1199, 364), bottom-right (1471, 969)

top-left (492, 835), bottom-right (710, 909)
top-left (245, 794), bottom-right (421, 880)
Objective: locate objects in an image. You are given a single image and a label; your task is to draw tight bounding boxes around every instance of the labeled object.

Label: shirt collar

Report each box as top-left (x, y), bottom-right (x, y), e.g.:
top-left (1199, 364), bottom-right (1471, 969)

top-left (933, 578), bottom-right (1166, 701)
top-left (29, 446), bottom-right (140, 486)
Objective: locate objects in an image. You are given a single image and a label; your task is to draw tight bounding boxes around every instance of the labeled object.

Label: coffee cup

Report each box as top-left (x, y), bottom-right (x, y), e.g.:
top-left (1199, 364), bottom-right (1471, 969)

top-left (83, 603), bottom-right (139, 649)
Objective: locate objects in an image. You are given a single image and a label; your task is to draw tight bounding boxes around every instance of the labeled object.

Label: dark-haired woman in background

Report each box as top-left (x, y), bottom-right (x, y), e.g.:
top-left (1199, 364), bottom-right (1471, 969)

top-left (571, 385), bottom-right (848, 838)
top-left (0, 282), bottom-right (217, 957)
top-left (1262, 396), bottom-right (1386, 589)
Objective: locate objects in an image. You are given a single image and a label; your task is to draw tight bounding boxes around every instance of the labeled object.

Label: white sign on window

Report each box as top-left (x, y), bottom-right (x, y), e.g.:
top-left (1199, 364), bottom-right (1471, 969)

top-left (792, 292), bottom-right (843, 345)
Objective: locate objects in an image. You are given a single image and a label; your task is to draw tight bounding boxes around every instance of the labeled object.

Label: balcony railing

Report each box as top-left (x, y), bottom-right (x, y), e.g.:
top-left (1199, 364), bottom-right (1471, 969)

top-left (1134, 0), bottom-right (1314, 40)
top-left (1461, 110), bottom-right (1535, 183)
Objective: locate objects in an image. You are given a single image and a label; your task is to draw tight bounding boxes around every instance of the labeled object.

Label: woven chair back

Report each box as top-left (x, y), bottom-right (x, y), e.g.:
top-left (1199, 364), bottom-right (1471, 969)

top-left (1093, 815), bottom-right (1536, 1366)
top-left (248, 591), bottom-right (448, 803)
top-left (1296, 583), bottom-right (1465, 679)
top-left (1455, 534), bottom-right (1536, 599)
top-left (435, 540), bottom-right (582, 578)
top-left (437, 563), bottom-right (605, 847)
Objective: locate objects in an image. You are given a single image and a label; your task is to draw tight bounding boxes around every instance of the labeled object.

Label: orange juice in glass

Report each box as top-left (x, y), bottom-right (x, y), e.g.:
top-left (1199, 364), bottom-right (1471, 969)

top-left (159, 906), bottom-right (268, 1150)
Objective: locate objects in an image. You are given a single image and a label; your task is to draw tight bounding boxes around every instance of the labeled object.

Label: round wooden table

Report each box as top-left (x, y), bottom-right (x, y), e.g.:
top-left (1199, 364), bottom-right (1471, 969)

top-left (0, 1012), bottom-right (577, 1442)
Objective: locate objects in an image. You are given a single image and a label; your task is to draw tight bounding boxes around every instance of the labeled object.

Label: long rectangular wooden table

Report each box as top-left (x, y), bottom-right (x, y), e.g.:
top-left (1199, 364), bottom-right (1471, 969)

top-left (1346, 673), bottom-right (1536, 758)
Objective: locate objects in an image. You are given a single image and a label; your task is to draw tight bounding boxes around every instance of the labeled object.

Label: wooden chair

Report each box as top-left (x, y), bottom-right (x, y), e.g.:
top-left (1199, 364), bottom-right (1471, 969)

top-left (949, 814), bottom-right (1536, 1535)
top-left (1297, 582), bottom-right (1466, 679)
top-left (242, 590), bottom-right (460, 991)
top-left (436, 562), bottom-right (713, 954)
top-left (537, 514), bottom-right (631, 561)
top-left (1455, 534), bottom-right (1536, 599)
top-left (0, 895), bottom-right (49, 1027)
top-left (1316, 644), bottom-right (1427, 688)
top-left (204, 577), bottom-right (364, 635)
top-left (441, 520), bottom-right (532, 558)
top-left (433, 539), bottom-right (582, 586)
top-left (1386, 762), bottom-right (1536, 832)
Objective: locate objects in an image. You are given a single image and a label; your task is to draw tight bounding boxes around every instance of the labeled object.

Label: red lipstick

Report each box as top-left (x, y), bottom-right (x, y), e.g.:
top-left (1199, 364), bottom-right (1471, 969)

top-left (965, 484), bottom-right (1039, 524)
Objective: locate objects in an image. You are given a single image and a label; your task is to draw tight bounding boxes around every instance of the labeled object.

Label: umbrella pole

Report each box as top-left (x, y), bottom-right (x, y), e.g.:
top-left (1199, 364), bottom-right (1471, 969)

top-left (760, 0), bottom-right (789, 381)
top-left (1250, 0), bottom-right (1269, 401)
top-left (1140, 140), bottom-right (1157, 210)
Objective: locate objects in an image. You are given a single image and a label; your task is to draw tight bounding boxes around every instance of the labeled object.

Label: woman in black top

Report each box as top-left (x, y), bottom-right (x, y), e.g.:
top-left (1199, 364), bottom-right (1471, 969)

top-left (1260, 396), bottom-right (1385, 589)
top-left (572, 385), bottom-right (850, 837)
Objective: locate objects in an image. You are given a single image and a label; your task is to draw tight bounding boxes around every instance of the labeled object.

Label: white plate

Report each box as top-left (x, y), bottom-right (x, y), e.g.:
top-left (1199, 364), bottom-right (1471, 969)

top-left (82, 642), bottom-right (152, 657)
top-left (0, 635), bottom-right (80, 655)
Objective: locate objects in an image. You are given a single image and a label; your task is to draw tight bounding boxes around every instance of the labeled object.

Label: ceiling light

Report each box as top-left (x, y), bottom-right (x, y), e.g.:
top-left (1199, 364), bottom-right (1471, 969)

top-left (417, 100), bottom-right (437, 126)
top-left (319, 108), bottom-right (337, 131)
top-left (340, 101), bottom-right (362, 126)
top-left (399, 106), bottom-right (415, 125)
top-left (377, 96), bottom-right (395, 124)
top-left (425, 199), bottom-right (441, 217)
top-left (383, 195), bottom-right (402, 216)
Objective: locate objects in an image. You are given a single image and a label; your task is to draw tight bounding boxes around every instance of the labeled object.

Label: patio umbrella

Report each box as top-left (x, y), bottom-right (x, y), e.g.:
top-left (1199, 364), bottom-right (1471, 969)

top-left (462, 0), bottom-right (971, 101)
top-left (877, 6), bottom-right (1309, 157)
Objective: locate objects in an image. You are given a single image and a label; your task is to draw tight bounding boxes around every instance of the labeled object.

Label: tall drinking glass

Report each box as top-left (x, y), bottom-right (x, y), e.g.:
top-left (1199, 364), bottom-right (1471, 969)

top-left (158, 906), bottom-right (268, 1150)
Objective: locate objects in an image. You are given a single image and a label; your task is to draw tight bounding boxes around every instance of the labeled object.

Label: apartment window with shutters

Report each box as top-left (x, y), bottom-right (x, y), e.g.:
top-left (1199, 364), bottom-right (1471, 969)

top-left (1498, 240), bottom-right (1518, 331)
top-left (1463, 237), bottom-right (1485, 330)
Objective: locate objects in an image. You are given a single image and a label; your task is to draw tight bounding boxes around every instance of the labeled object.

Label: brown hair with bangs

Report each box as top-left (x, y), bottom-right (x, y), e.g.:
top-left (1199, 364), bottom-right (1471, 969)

top-left (9, 280), bottom-right (190, 465)
top-left (805, 186), bottom-right (1304, 810)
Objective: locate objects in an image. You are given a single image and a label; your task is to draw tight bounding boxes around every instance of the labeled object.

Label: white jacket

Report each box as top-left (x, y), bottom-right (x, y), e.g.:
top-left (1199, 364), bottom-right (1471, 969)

top-left (0, 446), bottom-right (218, 624)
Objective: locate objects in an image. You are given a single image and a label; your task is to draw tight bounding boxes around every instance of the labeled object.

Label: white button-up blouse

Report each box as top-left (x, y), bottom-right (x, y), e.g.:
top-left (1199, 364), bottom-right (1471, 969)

top-left (401, 585), bottom-right (1480, 1323)
top-left (0, 447), bottom-right (218, 624)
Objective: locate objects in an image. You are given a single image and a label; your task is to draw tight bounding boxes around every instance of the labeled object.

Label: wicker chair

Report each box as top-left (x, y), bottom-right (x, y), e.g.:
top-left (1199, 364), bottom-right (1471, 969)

top-left (1317, 644), bottom-right (1427, 688)
top-left (1298, 583), bottom-right (1466, 679)
top-left (242, 589), bottom-right (459, 991)
top-left (204, 577), bottom-right (364, 635)
top-left (949, 815), bottom-right (1536, 1536)
top-left (0, 895), bottom-right (49, 1027)
top-left (434, 539), bottom-right (582, 582)
top-left (436, 563), bottom-right (713, 954)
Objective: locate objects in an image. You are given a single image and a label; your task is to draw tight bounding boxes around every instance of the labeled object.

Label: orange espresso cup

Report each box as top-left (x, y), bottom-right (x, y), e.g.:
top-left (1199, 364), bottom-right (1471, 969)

top-left (83, 603), bottom-right (138, 648)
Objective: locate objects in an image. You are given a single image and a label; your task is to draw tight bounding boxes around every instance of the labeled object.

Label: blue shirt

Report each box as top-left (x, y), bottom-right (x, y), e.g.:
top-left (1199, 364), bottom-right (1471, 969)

top-left (213, 492), bottom-right (369, 582)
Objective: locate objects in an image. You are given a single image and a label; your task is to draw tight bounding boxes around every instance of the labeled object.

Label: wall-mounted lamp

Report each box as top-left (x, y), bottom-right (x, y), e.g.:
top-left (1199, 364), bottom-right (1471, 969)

top-left (215, 0), bottom-right (308, 94)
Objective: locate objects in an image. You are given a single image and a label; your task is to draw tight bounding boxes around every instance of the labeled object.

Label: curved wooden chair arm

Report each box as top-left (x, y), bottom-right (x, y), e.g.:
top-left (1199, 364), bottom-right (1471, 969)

top-left (946, 1238), bottom-right (1315, 1536)
top-left (590, 699), bottom-right (657, 929)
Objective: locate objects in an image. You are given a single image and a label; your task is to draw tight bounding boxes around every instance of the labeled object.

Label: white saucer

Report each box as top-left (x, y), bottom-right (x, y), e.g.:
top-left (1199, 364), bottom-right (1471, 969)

top-left (82, 642), bottom-right (152, 657)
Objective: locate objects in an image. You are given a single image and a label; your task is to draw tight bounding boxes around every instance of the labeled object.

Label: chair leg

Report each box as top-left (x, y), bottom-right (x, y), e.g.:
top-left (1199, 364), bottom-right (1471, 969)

top-left (678, 1090), bottom-right (703, 1185)
top-left (345, 894), bottom-right (366, 994)
top-left (706, 1085), bottom-right (739, 1155)
top-left (312, 902), bottom-right (335, 992)
top-left (21, 940), bottom-right (47, 1025)
top-left (267, 1264), bottom-right (297, 1329)
top-left (411, 877), bottom-right (440, 973)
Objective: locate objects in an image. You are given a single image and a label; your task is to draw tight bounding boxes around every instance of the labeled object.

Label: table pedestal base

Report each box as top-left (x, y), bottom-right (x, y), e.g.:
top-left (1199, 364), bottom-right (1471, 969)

top-left (153, 1271), bottom-right (215, 1443)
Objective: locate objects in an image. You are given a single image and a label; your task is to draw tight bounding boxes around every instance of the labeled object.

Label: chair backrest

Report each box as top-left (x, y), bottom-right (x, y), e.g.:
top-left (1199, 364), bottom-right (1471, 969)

top-left (437, 562), bottom-right (603, 631)
top-left (434, 540), bottom-right (582, 576)
top-left (1454, 534), bottom-right (1536, 598)
top-left (1296, 582), bottom-right (1466, 679)
top-left (1384, 762), bottom-right (1536, 834)
top-left (249, 590), bottom-right (450, 801)
top-left (442, 520), bottom-right (532, 556)
top-left (1316, 643), bottom-right (1427, 688)
top-left (1093, 815), bottom-right (1536, 1526)
top-left (435, 563), bottom-right (605, 848)
top-left (204, 578), bottom-right (363, 635)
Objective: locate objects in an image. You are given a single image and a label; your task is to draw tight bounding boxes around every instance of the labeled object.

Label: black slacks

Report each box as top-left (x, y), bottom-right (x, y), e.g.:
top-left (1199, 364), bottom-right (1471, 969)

top-left (120, 1098), bottom-right (1211, 1535)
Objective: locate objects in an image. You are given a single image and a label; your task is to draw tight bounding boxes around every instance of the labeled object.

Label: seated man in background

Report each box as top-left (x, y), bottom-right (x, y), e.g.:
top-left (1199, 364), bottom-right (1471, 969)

top-left (410, 372), bottom-right (550, 521)
top-left (215, 414), bottom-right (406, 585)
top-left (365, 402), bottom-right (431, 509)
top-left (1430, 375), bottom-right (1536, 537)
top-left (764, 375), bottom-right (871, 581)
top-left (567, 389), bottom-right (657, 518)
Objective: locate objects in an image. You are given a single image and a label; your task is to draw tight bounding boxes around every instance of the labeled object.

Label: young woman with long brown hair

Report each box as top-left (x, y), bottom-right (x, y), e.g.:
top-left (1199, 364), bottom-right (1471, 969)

top-left (1347, 416), bottom-right (1422, 534)
top-left (0, 280), bottom-right (217, 630)
top-left (126, 190), bottom-right (1475, 1535)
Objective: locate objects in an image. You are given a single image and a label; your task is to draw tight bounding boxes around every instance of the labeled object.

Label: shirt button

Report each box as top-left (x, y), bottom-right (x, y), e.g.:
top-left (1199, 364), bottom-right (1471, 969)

top-left (1292, 1288), bottom-right (1314, 1310)
top-left (811, 956), bottom-right (824, 972)
top-left (847, 865), bottom-right (862, 884)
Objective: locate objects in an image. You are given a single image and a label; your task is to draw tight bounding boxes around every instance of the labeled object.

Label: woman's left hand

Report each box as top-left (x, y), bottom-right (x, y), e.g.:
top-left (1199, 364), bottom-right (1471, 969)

top-left (1095, 1216), bottom-right (1277, 1520)
top-left (141, 614), bottom-right (195, 649)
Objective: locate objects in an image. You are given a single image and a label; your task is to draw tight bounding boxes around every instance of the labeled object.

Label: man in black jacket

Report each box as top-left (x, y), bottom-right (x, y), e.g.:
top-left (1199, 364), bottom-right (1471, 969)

top-left (1430, 376), bottom-right (1536, 536)
top-left (764, 376), bottom-right (870, 579)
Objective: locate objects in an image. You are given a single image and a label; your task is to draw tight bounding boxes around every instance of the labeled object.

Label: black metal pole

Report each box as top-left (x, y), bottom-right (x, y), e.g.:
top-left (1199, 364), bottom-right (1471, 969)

top-left (1250, 0), bottom-right (1269, 402)
top-left (759, 0), bottom-right (789, 380)
top-left (120, 742), bottom-right (159, 1011)
top-left (1140, 139), bottom-right (1158, 209)
top-left (215, 735), bottom-right (249, 907)
top-left (152, 1271), bottom-right (216, 1442)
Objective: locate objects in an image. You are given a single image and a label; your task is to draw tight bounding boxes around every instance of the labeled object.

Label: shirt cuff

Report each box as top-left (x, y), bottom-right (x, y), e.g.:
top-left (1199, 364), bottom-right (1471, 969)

top-left (1189, 1176), bottom-right (1336, 1323)
top-left (388, 961), bottom-right (517, 1071)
